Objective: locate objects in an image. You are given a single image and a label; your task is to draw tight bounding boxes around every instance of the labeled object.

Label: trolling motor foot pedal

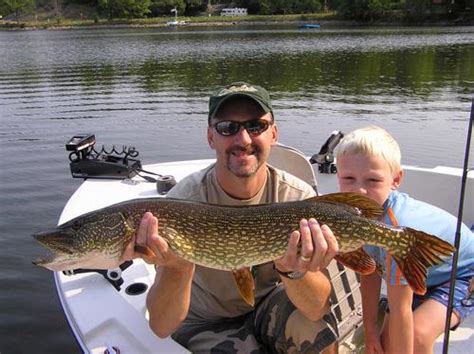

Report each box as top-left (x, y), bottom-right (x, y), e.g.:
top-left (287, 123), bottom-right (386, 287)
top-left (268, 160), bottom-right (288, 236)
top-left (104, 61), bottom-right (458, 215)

top-left (310, 131), bottom-right (344, 174)
top-left (66, 134), bottom-right (142, 179)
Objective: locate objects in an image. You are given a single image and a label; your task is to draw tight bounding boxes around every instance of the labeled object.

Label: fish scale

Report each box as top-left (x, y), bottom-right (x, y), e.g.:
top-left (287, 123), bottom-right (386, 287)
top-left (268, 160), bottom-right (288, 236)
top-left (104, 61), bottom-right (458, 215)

top-left (33, 192), bottom-right (455, 295)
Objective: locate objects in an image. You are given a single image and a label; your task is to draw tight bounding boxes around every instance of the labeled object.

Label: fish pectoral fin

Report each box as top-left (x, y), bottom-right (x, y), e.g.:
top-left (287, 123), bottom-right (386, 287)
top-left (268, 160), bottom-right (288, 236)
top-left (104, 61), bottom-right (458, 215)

top-left (308, 192), bottom-right (383, 218)
top-left (232, 267), bottom-right (255, 307)
top-left (335, 248), bottom-right (376, 275)
top-left (134, 244), bottom-right (156, 257)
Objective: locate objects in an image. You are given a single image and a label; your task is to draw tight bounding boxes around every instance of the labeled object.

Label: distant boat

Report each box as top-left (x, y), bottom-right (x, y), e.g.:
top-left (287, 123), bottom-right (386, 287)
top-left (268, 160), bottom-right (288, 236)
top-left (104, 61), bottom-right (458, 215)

top-left (300, 23), bottom-right (321, 29)
top-left (167, 6), bottom-right (186, 26)
top-left (166, 20), bottom-right (186, 26)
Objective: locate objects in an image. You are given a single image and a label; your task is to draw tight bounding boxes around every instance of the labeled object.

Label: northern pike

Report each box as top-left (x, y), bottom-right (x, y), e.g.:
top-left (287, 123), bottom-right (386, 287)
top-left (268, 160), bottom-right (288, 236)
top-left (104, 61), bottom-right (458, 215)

top-left (33, 192), bottom-right (455, 298)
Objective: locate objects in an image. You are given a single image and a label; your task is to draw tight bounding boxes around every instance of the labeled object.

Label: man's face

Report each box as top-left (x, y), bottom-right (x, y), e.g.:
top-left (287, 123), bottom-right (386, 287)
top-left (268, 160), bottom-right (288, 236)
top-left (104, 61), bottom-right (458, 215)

top-left (208, 98), bottom-right (278, 178)
top-left (337, 152), bottom-right (402, 206)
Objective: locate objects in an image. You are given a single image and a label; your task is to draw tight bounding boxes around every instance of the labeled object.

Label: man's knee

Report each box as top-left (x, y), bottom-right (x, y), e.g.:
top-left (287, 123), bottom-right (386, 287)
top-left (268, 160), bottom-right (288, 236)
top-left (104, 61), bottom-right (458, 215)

top-left (321, 341), bottom-right (338, 354)
top-left (284, 310), bottom-right (339, 352)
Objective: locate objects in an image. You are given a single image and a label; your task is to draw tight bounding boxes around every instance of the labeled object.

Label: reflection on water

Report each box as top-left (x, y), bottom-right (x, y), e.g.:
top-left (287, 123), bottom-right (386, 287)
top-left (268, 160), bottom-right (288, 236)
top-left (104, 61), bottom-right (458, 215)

top-left (0, 25), bottom-right (473, 353)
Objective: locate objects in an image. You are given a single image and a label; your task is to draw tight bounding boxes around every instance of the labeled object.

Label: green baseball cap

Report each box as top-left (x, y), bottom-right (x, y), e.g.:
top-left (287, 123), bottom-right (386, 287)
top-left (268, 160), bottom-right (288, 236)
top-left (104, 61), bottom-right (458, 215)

top-left (208, 82), bottom-right (273, 122)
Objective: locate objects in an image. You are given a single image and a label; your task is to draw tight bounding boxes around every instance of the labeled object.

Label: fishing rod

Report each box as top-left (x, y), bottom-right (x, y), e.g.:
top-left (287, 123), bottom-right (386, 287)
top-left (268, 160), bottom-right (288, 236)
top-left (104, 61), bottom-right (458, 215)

top-left (442, 97), bottom-right (473, 353)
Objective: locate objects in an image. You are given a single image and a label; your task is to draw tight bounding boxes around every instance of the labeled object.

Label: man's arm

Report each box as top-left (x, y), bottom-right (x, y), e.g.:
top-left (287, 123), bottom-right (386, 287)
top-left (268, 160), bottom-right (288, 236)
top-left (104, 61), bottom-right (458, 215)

top-left (124, 212), bottom-right (194, 338)
top-left (274, 218), bottom-right (338, 321)
top-left (147, 263), bottom-right (194, 338)
top-left (280, 271), bottom-right (332, 321)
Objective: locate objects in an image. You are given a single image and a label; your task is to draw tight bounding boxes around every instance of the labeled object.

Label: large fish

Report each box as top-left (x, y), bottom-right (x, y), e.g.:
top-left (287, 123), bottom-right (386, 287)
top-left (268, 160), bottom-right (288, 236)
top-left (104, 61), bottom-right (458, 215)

top-left (33, 193), bottom-right (455, 300)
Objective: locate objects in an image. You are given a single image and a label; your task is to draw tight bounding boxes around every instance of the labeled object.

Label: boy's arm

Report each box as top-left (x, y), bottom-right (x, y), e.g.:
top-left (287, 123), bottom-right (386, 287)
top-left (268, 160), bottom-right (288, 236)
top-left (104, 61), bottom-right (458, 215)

top-left (360, 273), bottom-right (384, 354)
top-left (385, 284), bottom-right (414, 354)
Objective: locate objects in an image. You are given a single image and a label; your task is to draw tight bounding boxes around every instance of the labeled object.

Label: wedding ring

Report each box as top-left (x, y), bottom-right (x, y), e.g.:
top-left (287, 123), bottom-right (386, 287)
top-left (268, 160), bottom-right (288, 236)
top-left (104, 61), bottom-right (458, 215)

top-left (300, 255), bottom-right (311, 262)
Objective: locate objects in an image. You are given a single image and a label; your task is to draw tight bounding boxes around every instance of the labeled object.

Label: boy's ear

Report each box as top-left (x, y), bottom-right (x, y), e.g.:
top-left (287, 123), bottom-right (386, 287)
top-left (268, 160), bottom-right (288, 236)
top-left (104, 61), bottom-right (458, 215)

top-left (392, 169), bottom-right (404, 190)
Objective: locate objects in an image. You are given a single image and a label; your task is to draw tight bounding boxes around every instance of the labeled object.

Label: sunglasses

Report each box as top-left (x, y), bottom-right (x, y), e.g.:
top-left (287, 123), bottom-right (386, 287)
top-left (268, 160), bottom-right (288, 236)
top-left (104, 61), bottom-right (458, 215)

top-left (212, 119), bottom-right (272, 137)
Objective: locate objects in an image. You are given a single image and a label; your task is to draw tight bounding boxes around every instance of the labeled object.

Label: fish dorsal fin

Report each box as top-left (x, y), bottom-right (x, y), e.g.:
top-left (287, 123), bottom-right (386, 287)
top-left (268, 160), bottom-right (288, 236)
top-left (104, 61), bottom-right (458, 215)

top-left (307, 192), bottom-right (383, 219)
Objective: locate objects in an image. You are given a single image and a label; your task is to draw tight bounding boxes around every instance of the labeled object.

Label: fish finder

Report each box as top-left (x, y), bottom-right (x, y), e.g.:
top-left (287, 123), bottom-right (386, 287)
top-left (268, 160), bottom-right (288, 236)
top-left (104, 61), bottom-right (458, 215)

top-left (66, 134), bottom-right (96, 153)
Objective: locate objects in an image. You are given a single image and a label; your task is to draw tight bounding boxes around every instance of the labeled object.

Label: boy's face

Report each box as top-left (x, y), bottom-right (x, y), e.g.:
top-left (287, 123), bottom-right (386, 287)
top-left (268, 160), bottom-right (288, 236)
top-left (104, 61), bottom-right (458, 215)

top-left (337, 152), bottom-right (403, 206)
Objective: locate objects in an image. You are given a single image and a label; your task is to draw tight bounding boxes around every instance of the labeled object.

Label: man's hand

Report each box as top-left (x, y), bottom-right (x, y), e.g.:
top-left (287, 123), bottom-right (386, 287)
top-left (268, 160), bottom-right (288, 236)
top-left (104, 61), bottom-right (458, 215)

top-left (274, 218), bottom-right (338, 274)
top-left (122, 212), bottom-right (192, 270)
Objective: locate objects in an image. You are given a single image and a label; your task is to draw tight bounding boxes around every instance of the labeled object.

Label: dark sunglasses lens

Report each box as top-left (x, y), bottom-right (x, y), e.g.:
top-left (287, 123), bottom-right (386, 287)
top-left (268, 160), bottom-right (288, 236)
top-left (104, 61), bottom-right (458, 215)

top-left (215, 121), bottom-right (240, 136)
top-left (245, 120), bottom-right (269, 135)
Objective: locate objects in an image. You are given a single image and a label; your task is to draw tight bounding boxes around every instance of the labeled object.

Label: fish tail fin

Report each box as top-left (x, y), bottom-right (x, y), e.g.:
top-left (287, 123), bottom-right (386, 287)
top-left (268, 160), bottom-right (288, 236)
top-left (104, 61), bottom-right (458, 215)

top-left (391, 227), bottom-right (455, 295)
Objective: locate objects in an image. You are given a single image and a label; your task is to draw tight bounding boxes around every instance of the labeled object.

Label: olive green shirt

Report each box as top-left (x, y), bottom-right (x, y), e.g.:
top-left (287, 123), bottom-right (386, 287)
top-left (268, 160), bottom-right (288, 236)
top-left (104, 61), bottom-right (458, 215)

top-left (167, 163), bottom-right (316, 320)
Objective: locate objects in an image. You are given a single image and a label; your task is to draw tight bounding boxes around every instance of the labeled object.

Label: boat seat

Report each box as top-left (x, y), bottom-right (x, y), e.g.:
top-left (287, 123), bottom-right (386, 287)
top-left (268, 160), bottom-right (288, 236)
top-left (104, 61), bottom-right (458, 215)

top-left (268, 143), bottom-right (363, 346)
top-left (325, 261), bottom-right (363, 344)
top-left (268, 143), bottom-right (318, 192)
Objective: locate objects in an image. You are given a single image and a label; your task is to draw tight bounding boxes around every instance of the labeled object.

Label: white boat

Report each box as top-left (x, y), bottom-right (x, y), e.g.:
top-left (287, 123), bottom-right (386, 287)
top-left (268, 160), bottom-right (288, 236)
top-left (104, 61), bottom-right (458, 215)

top-left (166, 20), bottom-right (187, 26)
top-left (166, 7), bottom-right (186, 26)
top-left (53, 138), bottom-right (473, 354)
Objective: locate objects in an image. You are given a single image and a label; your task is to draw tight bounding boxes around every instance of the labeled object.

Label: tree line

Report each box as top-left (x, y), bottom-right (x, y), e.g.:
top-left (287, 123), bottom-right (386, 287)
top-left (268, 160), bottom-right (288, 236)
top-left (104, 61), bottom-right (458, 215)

top-left (1, 0), bottom-right (472, 23)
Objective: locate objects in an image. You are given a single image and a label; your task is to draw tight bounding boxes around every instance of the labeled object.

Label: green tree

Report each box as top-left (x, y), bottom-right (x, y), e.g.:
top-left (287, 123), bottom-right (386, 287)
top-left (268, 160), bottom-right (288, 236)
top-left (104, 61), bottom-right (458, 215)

top-left (149, 0), bottom-right (185, 17)
top-left (293, 0), bottom-right (322, 13)
top-left (184, 0), bottom-right (206, 15)
top-left (100, 0), bottom-right (151, 18)
top-left (340, 0), bottom-right (392, 20)
top-left (235, 0), bottom-right (271, 15)
top-left (0, 0), bottom-right (35, 23)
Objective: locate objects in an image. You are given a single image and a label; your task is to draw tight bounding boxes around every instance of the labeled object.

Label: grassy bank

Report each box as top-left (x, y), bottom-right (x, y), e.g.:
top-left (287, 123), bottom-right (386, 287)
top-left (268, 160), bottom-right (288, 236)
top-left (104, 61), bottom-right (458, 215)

top-left (0, 12), bottom-right (341, 30)
top-left (1, 9), bottom-right (471, 30)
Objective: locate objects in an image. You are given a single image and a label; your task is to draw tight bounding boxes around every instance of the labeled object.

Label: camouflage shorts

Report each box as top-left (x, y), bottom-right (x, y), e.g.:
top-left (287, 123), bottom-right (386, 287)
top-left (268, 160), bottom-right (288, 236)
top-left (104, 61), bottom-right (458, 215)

top-left (172, 285), bottom-right (339, 353)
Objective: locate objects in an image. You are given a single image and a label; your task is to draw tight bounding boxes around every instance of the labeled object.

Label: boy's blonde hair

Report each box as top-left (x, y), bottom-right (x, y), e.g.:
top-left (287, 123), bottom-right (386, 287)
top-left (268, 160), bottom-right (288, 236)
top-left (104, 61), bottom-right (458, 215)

top-left (336, 125), bottom-right (402, 174)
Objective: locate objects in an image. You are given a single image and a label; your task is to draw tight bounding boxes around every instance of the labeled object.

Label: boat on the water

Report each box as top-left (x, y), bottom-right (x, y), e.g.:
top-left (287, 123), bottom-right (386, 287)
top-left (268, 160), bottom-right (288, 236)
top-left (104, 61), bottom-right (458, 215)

top-left (50, 134), bottom-right (473, 353)
top-left (300, 23), bottom-right (321, 29)
top-left (166, 20), bottom-right (187, 26)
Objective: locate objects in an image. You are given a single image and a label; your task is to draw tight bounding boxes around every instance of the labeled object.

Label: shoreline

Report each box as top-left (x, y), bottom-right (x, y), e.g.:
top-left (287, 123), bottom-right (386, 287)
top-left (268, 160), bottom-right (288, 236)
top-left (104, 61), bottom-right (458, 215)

top-left (1, 13), bottom-right (473, 31)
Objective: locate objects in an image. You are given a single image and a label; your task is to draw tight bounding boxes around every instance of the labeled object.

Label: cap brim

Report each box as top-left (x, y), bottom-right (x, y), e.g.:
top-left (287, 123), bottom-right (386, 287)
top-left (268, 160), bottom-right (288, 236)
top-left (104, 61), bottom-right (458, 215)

top-left (209, 93), bottom-right (272, 121)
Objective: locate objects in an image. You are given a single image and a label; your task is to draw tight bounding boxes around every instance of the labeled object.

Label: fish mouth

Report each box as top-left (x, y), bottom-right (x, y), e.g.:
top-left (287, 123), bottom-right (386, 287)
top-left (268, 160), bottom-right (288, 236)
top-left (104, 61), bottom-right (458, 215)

top-left (32, 229), bottom-right (76, 255)
top-left (32, 229), bottom-right (82, 271)
top-left (32, 253), bottom-right (56, 267)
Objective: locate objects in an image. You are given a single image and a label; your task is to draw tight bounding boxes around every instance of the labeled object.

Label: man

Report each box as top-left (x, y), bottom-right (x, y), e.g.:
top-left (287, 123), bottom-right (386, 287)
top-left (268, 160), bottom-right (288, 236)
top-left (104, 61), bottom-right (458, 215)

top-left (130, 82), bottom-right (339, 353)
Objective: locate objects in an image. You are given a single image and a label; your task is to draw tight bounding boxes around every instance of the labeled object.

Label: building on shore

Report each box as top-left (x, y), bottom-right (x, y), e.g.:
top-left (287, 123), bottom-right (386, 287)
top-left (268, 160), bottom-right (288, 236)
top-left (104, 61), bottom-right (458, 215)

top-left (220, 8), bottom-right (248, 16)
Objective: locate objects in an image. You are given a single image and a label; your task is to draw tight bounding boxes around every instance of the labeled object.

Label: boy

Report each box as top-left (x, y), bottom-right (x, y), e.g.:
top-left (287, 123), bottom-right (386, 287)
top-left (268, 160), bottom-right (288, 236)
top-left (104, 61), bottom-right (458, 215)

top-left (336, 125), bottom-right (474, 354)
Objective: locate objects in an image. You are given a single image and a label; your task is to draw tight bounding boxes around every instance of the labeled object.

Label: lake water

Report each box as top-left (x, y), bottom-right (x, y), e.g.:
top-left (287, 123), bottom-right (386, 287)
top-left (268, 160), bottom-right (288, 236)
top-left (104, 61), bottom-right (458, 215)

top-left (1, 24), bottom-right (473, 353)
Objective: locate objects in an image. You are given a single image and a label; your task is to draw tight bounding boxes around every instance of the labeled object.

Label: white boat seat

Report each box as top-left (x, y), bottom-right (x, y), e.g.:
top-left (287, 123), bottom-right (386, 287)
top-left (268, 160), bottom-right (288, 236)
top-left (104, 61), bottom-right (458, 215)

top-left (268, 143), bottom-right (363, 344)
top-left (268, 143), bottom-right (318, 192)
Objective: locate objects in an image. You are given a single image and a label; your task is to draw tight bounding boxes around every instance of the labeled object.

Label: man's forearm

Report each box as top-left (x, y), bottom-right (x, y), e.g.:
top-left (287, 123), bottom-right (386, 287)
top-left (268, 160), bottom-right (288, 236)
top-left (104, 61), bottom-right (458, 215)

top-left (282, 271), bottom-right (331, 321)
top-left (147, 264), bottom-right (195, 338)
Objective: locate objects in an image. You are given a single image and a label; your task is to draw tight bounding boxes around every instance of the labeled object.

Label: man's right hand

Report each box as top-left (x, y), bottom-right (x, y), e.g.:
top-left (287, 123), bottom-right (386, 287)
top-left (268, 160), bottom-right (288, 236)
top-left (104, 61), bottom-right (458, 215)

top-left (122, 212), bottom-right (193, 270)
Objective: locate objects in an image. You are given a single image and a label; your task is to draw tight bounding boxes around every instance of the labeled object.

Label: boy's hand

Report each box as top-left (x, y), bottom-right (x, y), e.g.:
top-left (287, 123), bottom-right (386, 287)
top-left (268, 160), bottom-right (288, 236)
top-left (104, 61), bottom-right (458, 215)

top-left (364, 330), bottom-right (384, 354)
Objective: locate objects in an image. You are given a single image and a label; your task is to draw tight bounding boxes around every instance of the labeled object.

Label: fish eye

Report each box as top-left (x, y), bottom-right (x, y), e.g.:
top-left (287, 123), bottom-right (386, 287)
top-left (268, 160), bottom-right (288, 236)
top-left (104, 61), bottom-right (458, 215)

top-left (72, 219), bottom-right (82, 231)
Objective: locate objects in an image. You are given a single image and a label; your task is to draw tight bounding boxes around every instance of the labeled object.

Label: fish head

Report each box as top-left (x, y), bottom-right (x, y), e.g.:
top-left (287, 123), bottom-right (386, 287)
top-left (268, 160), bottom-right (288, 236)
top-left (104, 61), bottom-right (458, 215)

top-left (32, 209), bottom-right (136, 271)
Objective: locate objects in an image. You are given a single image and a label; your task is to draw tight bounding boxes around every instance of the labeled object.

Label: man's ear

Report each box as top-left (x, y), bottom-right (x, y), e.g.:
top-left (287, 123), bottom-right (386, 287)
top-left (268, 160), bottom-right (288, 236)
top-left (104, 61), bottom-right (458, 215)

top-left (270, 123), bottom-right (279, 146)
top-left (207, 126), bottom-right (215, 150)
top-left (392, 169), bottom-right (404, 190)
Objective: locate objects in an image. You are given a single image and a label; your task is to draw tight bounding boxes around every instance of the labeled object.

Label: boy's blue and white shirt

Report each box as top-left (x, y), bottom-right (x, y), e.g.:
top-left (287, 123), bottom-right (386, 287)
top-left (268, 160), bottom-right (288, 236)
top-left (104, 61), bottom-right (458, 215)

top-left (363, 190), bottom-right (474, 287)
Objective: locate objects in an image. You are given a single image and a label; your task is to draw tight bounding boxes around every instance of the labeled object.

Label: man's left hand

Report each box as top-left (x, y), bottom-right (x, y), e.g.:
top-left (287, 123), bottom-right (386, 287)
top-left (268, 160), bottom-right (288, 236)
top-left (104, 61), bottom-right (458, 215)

top-left (274, 218), bottom-right (339, 274)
